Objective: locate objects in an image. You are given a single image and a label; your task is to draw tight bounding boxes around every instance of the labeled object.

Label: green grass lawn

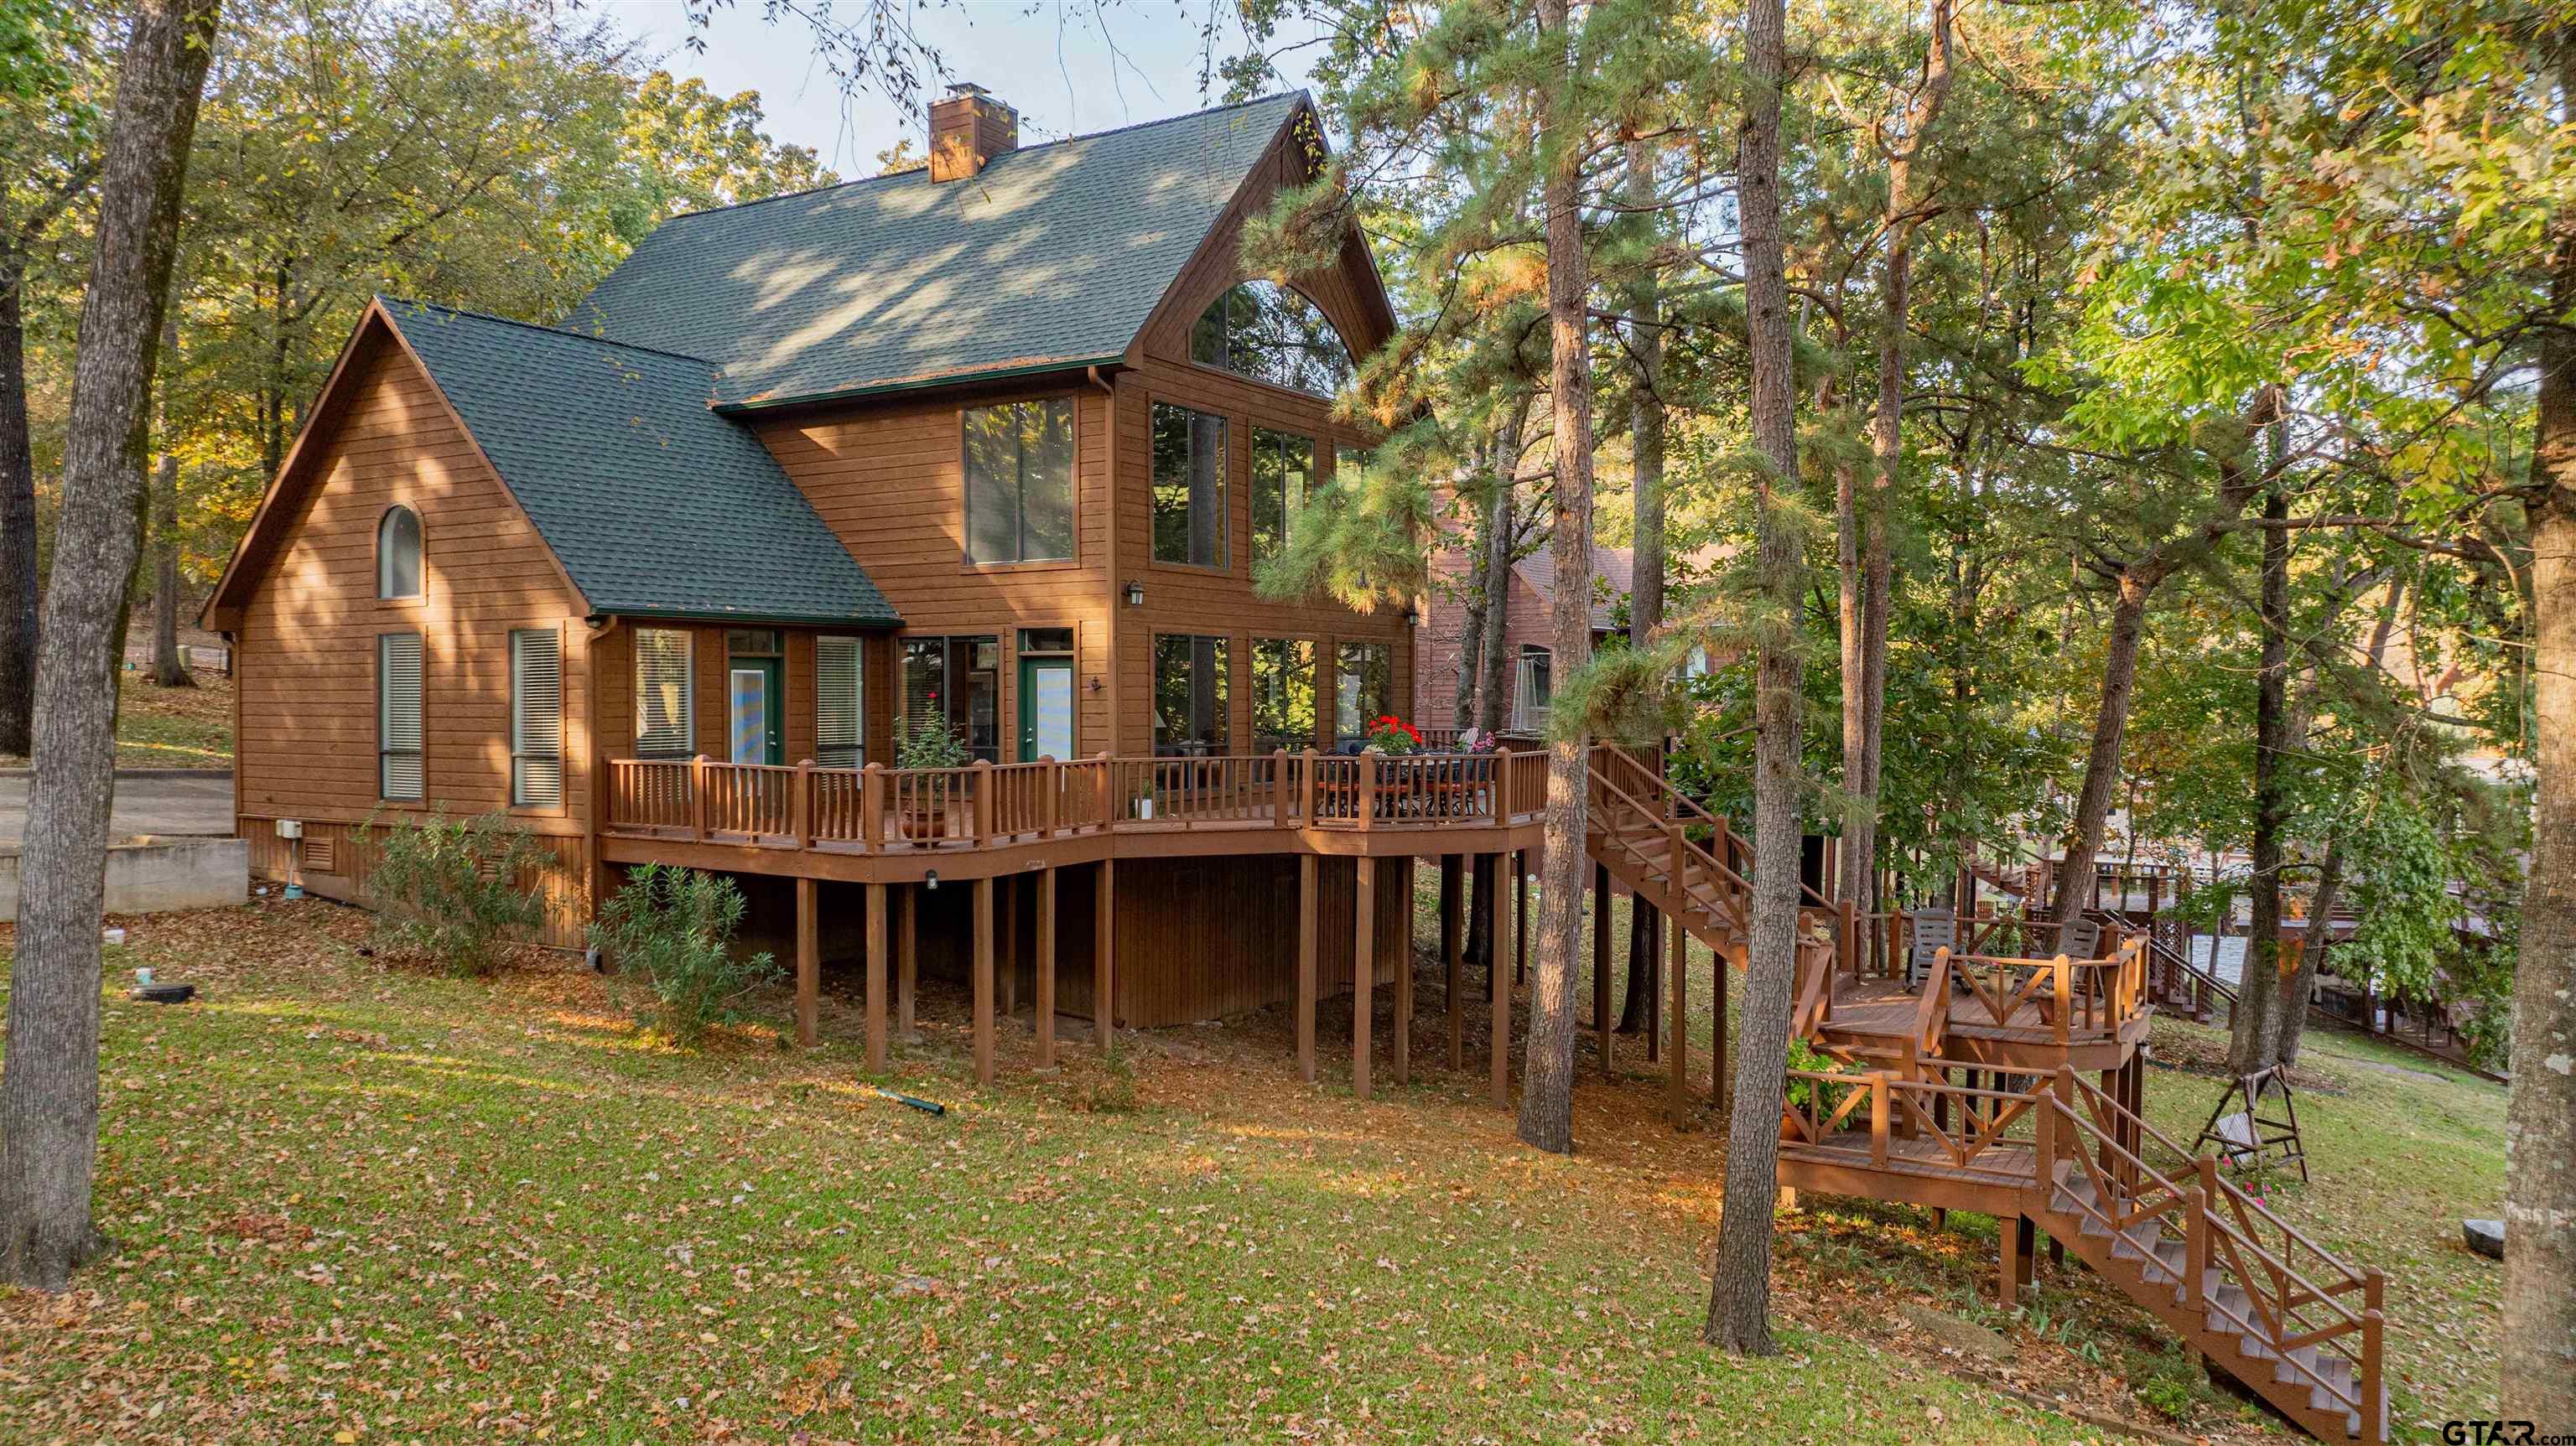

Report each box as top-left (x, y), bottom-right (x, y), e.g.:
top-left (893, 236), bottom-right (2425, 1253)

top-left (0, 891), bottom-right (2511, 1443)
top-left (0, 666), bottom-right (233, 770)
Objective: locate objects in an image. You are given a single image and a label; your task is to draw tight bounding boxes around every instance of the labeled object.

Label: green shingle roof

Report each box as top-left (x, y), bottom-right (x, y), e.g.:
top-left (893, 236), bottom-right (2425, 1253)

top-left (379, 298), bottom-right (899, 627)
top-left (563, 93), bottom-right (1306, 408)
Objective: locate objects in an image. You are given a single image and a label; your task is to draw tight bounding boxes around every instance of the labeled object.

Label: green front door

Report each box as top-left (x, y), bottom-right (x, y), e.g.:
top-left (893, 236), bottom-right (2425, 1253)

top-left (728, 656), bottom-right (783, 764)
top-left (1017, 656), bottom-right (1076, 761)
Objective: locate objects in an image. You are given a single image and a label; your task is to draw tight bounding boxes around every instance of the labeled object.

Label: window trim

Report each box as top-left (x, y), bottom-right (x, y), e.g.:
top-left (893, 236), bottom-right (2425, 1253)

top-left (1147, 399), bottom-right (1232, 576)
top-left (960, 394), bottom-right (1082, 570)
top-left (1249, 426), bottom-right (1314, 568)
top-left (815, 634), bottom-right (866, 770)
top-left (509, 626), bottom-right (566, 812)
top-left (377, 630), bottom-right (424, 804)
top-left (376, 505), bottom-right (423, 602)
top-left (1249, 633), bottom-right (1319, 754)
top-left (1514, 644), bottom-right (1554, 734)
top-left (1332, 637), bottom-right (1394, 744)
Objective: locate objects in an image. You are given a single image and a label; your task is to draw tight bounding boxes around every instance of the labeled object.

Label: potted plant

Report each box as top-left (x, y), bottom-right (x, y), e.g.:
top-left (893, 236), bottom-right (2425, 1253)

top-left (1133, 780), bottom-right (1157, 821)
top-left (895, 722), bottom-right (973, 837)
top-left (1362, 715), bottom-right (1421, 755)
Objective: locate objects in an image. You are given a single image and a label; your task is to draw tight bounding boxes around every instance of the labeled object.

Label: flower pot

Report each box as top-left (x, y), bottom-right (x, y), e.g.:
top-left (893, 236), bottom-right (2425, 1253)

top-left (1135, 798), bottom-right (1156, 820)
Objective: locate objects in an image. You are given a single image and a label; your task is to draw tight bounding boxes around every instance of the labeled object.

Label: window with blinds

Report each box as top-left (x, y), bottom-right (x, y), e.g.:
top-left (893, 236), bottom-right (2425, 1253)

top-left (511, 629), bottom-right (563, 806)
top-left (634, 628), bottom-right (693, 759)
top-left (816, 635), bottom-right (864, 767)
top-left (378, 632), bottom-right (423, 800)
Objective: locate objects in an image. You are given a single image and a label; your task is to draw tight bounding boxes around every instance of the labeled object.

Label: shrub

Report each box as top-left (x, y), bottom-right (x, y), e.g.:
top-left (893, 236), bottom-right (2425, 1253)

top-left (896, 719), bottom-right (972, 770)
top-left (589, 864), bottom-right (780, 1041)
top-left (1784, 1036), bottom-right (1861, 1121)
top-left (356, 811), bottom-right (553, 976)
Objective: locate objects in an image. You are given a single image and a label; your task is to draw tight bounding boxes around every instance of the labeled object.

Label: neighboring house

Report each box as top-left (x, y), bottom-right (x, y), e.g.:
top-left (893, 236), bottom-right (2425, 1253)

top-left (1415, 544), bottom-right (1717, 731)
top-left (204, 89), bottom-right (1515, 1046)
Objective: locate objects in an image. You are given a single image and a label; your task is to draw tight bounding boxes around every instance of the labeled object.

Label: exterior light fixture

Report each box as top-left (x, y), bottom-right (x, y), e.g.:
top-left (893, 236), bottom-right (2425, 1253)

top-left (1124, 579), bottom-right (1145, 607)
top-left (1402, 605), bottom-right (1421, 626)
top-left (924, 869), bottom-right (940, 891)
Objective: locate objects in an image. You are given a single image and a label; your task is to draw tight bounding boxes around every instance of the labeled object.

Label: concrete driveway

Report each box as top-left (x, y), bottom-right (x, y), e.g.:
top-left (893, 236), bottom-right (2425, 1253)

top-left (0, 771), bottom-right (234, 846)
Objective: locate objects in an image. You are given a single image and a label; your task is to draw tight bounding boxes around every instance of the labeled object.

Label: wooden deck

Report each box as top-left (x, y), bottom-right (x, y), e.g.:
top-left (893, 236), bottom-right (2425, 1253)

top-left (1810, 954), bottom-right (2153, 1074)
top-left (600, 750), bottom-right (1552, 884)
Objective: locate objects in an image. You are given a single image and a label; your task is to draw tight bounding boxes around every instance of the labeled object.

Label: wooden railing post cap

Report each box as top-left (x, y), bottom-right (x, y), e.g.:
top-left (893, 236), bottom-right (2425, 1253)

top-left (864, 760), bottom-right (883, 773)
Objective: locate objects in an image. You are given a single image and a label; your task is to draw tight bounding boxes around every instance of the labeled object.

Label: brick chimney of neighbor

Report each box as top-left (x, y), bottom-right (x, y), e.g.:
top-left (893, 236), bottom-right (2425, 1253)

top-left (928, 83), bottom-right (1018, 183)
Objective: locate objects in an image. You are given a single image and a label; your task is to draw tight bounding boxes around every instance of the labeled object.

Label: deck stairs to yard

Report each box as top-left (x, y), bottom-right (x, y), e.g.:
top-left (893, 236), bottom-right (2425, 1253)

top-left (1779, 1065), bottom-right (2390, 1443)
top-left (1581, 747), bottom-right (1842, 979)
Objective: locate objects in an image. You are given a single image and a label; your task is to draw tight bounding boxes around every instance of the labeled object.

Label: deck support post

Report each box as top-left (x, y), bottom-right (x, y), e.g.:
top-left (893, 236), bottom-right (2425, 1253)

top-left (1711, 939), bottom-right (1730, 1109)
top-left (1441, 855), bottom-right (1463, 1072)
top-left (1592, 862), bottom-right (1613, 1076)
top-left (1394, 858), bottom-right (1412, 1086)
top-left (1297, 854), bottom-right (1319, 1083)
top-left (1998, 1213), bottom-right (2023, 1303)
top-left (898, 884), bottom-right (917, 1034)
top-left (1489, 851), bottom-right (1510, 1109)
top-left (1000, 874), bottom-right (1019, 1019)
top-left (795, 876), bottom-right (819, 1048)
top-left (973, 877), bottom-right (995, 1086)
top-left (864, 882), bottom-right (887, 1071)
top-left (1036, 867), bottom-right (1057, 1067)
top-left (1354, 856), bottom-right (1375, 1100)
top-left (1094, 859), bottom-right (1115, 1056)
top-left (1669, 904), bottom-right (1690, 1127)
top-left (1513, 848), bottom-right (1528, 984)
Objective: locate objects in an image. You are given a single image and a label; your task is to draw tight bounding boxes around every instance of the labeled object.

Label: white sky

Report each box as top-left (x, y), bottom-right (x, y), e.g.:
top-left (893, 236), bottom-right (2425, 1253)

top-left (588, 1), bottom-right (1326, 177)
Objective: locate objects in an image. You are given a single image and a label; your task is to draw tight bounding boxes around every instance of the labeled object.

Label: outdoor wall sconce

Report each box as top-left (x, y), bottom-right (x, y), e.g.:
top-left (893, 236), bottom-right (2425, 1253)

top-left (1402, 605), bottom-right (1421, 626)
top-left (924, 870), bottom-right (940, 891)
top-left (1124, 579), bottom-right (1145, 606)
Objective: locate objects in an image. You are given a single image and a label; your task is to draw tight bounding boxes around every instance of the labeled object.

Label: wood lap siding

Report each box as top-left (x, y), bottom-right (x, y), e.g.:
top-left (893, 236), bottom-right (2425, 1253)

top-left (754, 385), bottom-right (1115, 758)
top-left (231, 336), bottom-right (592, 941)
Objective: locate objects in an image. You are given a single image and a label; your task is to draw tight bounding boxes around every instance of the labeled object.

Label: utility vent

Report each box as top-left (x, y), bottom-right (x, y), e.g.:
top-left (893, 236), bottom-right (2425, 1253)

top-left (302, 836), bottom-right (335, 875)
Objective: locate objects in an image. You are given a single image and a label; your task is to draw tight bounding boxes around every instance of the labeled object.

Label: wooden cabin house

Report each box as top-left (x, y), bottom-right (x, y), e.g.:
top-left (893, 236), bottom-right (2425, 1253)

top-left (203, 89), bottom-right (1550, 1081)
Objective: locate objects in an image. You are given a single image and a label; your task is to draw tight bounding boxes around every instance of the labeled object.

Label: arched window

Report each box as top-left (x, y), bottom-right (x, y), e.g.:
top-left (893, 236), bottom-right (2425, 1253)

top-left (1190, 280), bottom-right (1355, 396)
top-left (377, 505), bottom-right (422, 599)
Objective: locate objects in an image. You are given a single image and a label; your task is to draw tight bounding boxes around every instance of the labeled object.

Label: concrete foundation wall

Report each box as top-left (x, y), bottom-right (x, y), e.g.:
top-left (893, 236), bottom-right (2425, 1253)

top-left (0, 837), bottom-right (250, 920)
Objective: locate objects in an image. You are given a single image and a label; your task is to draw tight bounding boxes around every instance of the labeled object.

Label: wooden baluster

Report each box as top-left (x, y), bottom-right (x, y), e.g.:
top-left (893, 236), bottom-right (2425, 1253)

top-left (793, 760), bottom-right (814, 849)
top-left (1094, 750), bottom-right (1114, 831)
top-left (2053, 954), bottom-right (2072, 1047)
top-left (1358, 750), bottom-right (1377, 832)
top-left (1301, 749), bottom-right (1317, 823)
top-left (2184, 1185), bottom-right (2208, 1312)
top-left (1272, 749), bottom-right (1291, 827)
top-left (1041, 756), bottom-right (1058, 839)
top-left (690, 754), bottom-right (709, 841)
top-left (862, 763), bottom-right (884, 850)
top-left (973, 759), bottom-right (994, 846)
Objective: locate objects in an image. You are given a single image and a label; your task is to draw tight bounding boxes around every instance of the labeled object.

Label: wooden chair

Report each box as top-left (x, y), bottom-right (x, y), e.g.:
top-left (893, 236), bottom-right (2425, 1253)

top-left (1907, 908), bottom-right (1957, 987)
top-left (2059, 915), bottom-right (2102, 961)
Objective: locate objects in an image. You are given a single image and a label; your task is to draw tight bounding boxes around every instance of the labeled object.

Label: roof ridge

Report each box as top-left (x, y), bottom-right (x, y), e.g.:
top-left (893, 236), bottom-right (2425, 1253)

top-left (652, 90), bottom-right (1311, 227)
top-left (377, 295), bottom-right (721, 368)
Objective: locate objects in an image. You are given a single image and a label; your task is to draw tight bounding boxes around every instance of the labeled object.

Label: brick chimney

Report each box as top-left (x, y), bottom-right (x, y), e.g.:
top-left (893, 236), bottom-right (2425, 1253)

top-left (928, 83), bottom-right (1018, 183)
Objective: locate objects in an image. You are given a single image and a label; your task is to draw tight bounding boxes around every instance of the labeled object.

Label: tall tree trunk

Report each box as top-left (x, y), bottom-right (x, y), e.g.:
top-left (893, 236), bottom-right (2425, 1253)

top-left (1618, 138), bottom-right (1670, 1041)
top-left (1846, 0), bottom-right (1953, 927)
top-left (1475, 418), bottom-right (1519, 733)
top-left (2272, 835), bottom-right (2339, 1068)
top-left (1455, 495), bottom-right (1491, 729)
top-left (1516, 0), bottom-right (1594, 1155)
top-left (149, 314), bottom-right (191, 689)
top-left (0, 254), bottom-right (39, 756)
top-left (2228, 474), bottom-right (2293, 1076)
top-left (2053, 573), bottom-right (2151, 924)
top-left (1834, 391), bottom-right (1865, 910)
top-left (2501, 38), bottom-right (2576, 1417)
top-left (1709, 0), bottom-right (1800, 1354)
top-left (0, 0), bottom-right (222, 1292)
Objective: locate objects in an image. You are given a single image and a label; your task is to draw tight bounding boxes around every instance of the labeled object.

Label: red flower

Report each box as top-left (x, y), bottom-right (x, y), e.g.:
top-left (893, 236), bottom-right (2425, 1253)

top-left (1373, 715), bottom-right (1420, 743)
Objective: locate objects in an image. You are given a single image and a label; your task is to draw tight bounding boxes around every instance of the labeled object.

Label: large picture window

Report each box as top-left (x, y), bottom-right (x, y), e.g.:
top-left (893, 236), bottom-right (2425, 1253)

top-left (1251, 637), bottom-right (1315, 753)
top-left (378, 632), bottom-right (423, 800)
top-left (901, 635), bottom-right (1000, 762)
top-left (963, 397), bottom-right (1075, 563)
top-left (509, 629), bottom-right (563, 806)
top-left (1151, 402), bottom-right (1228, 568)
top-left (1189, 280), bottom-right (1355, 396)
top-left (1249, 428), bottom-right (1312, 565)
top-left (1333, 640), bottom-right (1391, 743)
top-left (633, 628), bottom-right (693, 760)
top-left (1153, 634), bottom-right (1230, 756)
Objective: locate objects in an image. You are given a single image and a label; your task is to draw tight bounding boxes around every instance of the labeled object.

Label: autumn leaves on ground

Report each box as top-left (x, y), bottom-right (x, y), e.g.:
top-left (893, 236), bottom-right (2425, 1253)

top-left (0, 899), bottom-right (2507, 1444)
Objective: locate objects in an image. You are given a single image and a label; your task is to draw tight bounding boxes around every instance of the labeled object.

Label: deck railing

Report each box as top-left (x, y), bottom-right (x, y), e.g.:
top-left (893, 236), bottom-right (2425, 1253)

top-left (604, 749), bottom-right (1550, 854)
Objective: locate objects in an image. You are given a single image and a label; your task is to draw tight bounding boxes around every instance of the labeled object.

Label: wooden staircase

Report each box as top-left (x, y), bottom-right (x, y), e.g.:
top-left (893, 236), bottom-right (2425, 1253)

top-left (1779, 1065), bottom-right (2390, 1443)
top-left (1581, 747), bottom-right (1758, 967)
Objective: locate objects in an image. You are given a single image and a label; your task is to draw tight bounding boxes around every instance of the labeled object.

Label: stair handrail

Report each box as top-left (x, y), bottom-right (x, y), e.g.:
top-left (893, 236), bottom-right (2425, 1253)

top-left (1791, 934), bottom-right (1836, 1034)
top-left (1597, 748), bottom-right (1834, 916)
top-left (1908, 946), bottom-right (1952, 1068)
top-left (1585, 757), bottom-right (1754, 930)
top-left (2049, 1069), bottom-right (2375, 1424)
